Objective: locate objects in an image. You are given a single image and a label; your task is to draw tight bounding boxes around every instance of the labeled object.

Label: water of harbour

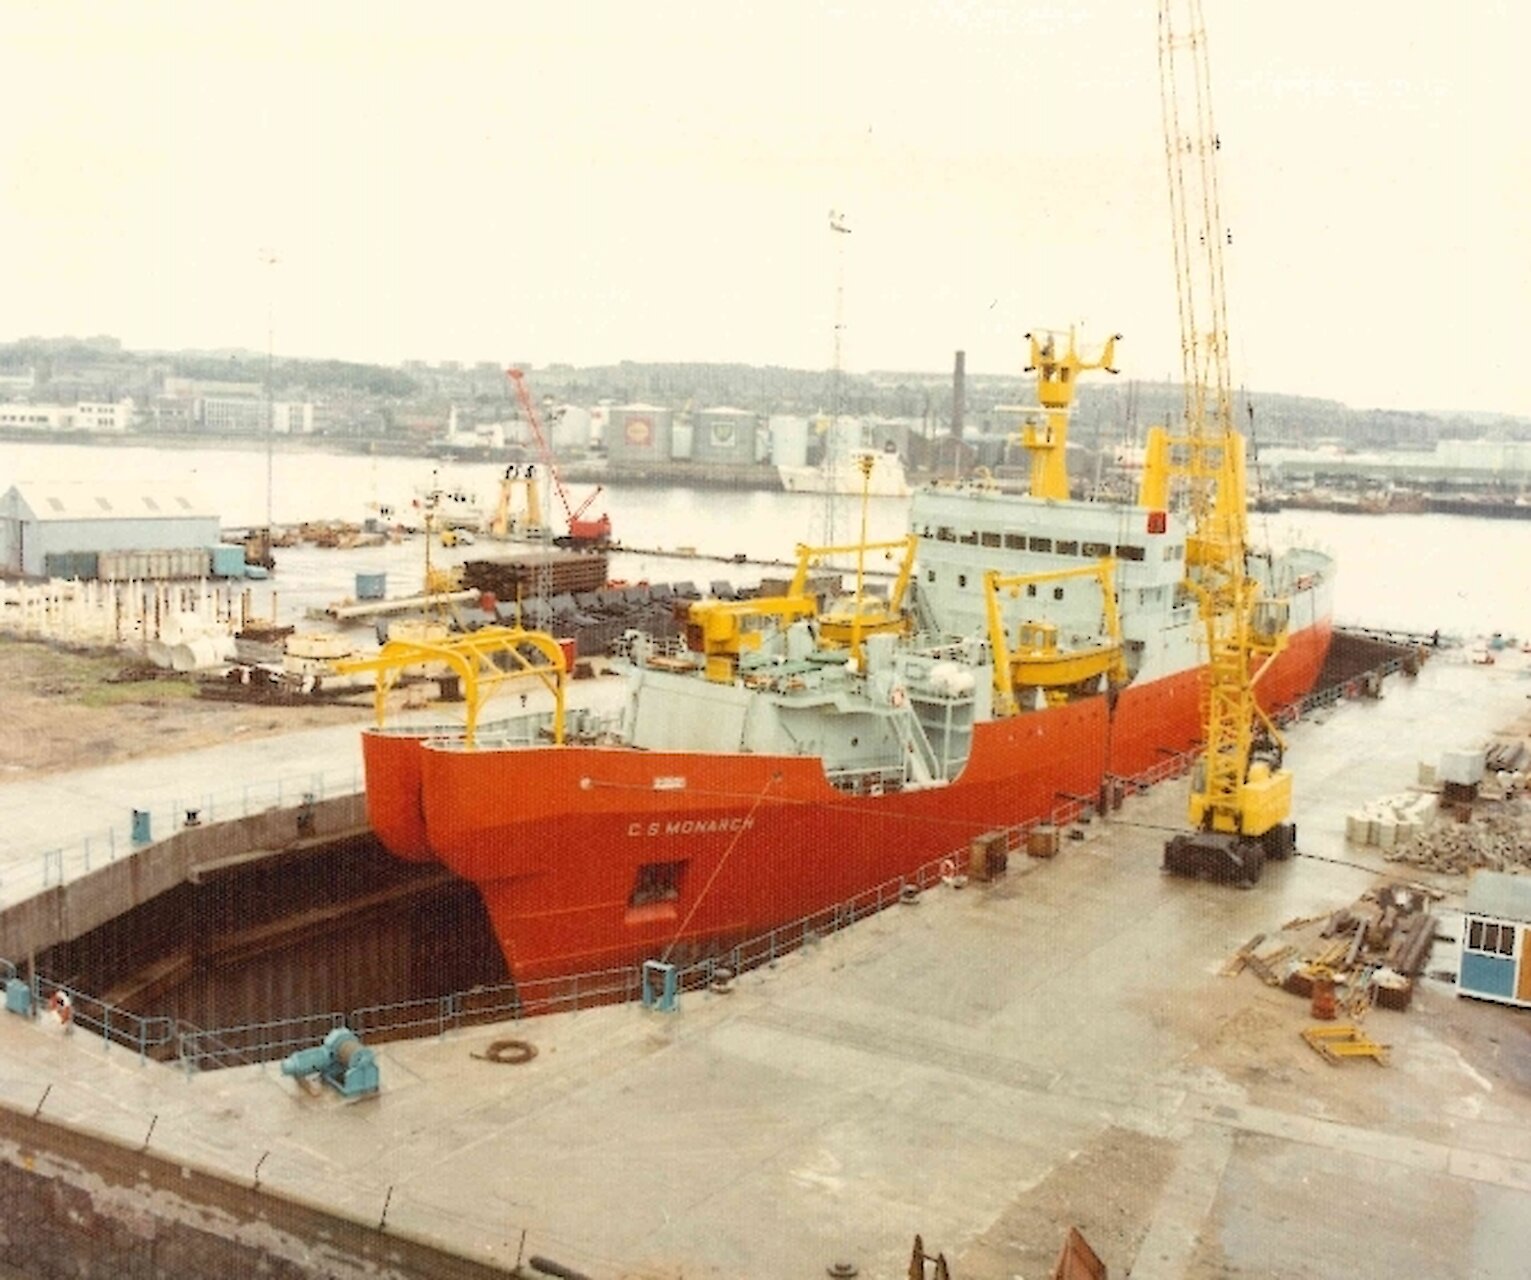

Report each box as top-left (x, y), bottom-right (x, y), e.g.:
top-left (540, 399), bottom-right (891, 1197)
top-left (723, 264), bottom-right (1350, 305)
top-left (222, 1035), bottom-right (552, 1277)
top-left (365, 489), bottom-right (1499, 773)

top-left (6, 438), bottom-right (1531, 642)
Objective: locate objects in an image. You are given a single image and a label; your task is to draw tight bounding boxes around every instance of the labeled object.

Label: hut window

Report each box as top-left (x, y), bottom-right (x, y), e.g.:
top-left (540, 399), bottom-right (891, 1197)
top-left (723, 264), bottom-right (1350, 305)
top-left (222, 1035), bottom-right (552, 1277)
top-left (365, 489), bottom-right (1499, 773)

top-left (1467, 920), bottom-right (1516, 956)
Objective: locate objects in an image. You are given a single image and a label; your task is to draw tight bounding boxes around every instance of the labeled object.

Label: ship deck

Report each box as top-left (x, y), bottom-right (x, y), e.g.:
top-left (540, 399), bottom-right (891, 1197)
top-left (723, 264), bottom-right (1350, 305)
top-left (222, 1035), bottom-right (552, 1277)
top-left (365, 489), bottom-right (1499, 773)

top-left (4, 650), bottom-right (1531, 1277)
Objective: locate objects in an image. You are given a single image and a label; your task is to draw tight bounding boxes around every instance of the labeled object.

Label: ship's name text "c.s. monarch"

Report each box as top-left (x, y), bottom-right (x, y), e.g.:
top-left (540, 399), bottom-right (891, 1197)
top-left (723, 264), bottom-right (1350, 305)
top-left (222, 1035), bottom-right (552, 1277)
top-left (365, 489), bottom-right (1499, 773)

top-left (627, 816), bottom-right (756, 838)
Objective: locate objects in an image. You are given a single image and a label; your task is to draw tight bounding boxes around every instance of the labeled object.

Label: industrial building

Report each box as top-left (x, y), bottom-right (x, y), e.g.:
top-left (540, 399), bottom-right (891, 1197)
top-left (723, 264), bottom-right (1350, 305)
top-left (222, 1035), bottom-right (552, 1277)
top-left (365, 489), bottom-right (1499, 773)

top-left (0, 481), bottom-right (221, 578)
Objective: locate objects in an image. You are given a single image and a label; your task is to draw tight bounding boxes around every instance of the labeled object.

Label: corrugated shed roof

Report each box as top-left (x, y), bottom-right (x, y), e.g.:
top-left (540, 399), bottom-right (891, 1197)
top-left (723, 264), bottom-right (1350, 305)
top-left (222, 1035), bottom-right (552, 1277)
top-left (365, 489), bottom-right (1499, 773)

top-left (2, 482), bottom-right (218, 522)
top-left (1465, 870), bottom-right (1531, 924)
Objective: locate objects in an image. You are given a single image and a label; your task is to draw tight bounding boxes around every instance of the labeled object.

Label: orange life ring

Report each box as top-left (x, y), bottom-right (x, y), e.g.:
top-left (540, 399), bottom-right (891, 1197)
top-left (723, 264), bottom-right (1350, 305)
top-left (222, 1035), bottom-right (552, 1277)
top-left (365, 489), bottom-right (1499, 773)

top-left (48, 991), bottom-right (73, 1025)
top-left (890, 686), bottom-right (907, 708)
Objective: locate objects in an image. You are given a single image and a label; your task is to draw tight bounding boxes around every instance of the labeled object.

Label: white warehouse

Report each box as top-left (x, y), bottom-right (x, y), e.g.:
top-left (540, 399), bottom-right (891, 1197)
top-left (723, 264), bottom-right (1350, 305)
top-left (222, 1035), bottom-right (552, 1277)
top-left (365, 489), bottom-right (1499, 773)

top-left (0, 482), bottom-right (220, 578)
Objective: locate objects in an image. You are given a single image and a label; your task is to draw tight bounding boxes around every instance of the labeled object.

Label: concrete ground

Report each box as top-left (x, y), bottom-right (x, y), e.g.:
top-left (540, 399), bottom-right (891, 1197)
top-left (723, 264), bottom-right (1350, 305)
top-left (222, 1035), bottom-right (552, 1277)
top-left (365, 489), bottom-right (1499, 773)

top-left (2, 649), bottom-right (1531, 1278)
top-left (0, 676), bottom-right (621, 907)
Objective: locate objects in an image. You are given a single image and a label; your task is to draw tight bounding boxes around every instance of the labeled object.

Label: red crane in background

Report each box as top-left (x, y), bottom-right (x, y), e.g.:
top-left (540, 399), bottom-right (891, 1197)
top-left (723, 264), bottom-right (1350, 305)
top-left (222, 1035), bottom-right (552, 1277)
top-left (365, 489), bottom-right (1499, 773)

top-left (505, 368), bottom-right (612, 547)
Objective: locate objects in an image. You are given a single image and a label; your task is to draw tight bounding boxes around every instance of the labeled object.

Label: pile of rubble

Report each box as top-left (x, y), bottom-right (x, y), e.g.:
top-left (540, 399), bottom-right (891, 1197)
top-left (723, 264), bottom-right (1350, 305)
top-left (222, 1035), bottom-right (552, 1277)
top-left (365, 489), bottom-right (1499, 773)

top-left (1346, 739), bottom-right (1531, 875)
top-left (1385, 797), bottom-right (1531, 874)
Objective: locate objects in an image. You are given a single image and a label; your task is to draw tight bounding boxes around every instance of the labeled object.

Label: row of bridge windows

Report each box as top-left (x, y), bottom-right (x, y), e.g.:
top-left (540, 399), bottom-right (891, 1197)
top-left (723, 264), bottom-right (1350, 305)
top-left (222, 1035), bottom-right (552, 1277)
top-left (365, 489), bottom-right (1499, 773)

top-left (923, 525), bottom-right (1178, 563)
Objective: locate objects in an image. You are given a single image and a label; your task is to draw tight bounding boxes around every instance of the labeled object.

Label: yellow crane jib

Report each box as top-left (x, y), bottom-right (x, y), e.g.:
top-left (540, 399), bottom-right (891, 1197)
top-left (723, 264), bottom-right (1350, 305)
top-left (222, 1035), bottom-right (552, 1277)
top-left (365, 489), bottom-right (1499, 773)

top-left (983, 560), bottom-right (1127, 716)
top-left (335, 626), bottom-right (567, 749)
top-left (686, 595), bottom-right (818, 684)
top-left (1010, 328), bottom-right (1121, 502)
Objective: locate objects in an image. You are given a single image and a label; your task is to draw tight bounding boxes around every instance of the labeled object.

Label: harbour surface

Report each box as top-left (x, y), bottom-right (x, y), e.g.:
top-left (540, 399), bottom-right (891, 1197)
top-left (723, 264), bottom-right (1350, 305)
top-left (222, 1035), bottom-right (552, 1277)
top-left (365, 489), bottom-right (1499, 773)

top-left (6, 439), bottom-right (1531, 641)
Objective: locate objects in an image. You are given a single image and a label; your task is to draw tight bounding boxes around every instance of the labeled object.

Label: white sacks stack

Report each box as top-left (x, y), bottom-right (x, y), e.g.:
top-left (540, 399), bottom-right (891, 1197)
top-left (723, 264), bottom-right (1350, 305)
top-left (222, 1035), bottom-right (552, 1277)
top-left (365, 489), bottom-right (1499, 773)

top-left (1345, 790), bottom-right (1436, 849)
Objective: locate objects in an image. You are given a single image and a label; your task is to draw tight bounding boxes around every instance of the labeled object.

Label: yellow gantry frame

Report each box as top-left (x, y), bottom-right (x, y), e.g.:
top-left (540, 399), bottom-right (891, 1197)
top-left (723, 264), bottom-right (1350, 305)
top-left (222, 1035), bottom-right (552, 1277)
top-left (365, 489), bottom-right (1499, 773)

top-left (491, 466), bottom-right (544, 538)
top-left (983, 560), bottom-right (1127, 716)
top-left (334, 625), bottom-right (567, 748)
top-left (789, 533), bottom-right (917, 656)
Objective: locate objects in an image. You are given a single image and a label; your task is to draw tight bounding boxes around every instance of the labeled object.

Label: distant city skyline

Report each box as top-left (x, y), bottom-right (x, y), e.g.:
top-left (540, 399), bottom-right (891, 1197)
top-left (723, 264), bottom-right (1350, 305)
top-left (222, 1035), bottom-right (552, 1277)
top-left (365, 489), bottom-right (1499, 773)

top-left (0, 2), bottom-right (1524, 417)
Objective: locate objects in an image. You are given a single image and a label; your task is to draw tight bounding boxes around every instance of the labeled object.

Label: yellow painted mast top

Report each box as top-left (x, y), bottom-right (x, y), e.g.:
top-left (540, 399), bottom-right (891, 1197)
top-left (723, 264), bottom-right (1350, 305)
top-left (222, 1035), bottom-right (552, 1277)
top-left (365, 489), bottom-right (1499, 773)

top-left (1017, 328), bottom-right (1120, 500)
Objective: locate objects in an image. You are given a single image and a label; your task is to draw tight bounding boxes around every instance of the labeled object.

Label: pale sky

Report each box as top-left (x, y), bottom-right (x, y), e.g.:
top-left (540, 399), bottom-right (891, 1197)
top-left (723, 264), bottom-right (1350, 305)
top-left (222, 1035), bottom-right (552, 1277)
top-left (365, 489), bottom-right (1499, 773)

top-left (0, 1), bottom-right (1524, 415)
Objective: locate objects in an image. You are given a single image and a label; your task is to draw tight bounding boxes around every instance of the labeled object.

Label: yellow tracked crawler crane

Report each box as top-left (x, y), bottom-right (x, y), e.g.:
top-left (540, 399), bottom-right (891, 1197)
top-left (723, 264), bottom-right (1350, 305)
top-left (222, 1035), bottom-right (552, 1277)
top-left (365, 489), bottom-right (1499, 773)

top-left (1156, 0), bottom-right (1295, 888)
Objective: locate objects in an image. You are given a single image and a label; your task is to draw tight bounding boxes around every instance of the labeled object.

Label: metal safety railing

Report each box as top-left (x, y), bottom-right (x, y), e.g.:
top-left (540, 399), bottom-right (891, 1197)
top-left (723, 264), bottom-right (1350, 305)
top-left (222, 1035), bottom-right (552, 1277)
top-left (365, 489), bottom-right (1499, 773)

top-left (2, 764), bottom-right (364, 907)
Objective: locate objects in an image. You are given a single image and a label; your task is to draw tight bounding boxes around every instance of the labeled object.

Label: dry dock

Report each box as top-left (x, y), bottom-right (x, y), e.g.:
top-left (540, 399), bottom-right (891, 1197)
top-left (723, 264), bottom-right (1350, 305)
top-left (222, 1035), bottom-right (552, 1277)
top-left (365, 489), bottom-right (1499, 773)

top-left (3, 650), bottom-right (1531, 1278)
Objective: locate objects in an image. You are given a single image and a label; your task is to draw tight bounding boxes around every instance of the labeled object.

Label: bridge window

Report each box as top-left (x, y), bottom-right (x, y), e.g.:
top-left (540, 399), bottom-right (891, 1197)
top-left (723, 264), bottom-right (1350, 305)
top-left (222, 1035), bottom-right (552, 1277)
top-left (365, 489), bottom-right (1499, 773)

top-left (936, 526), bottom-right (956, 542)
top-left (1164, 544), bottom-right (1182, 561)
top-left (1115, 544), bottom-right (1146, 561)
top-left (959, 530), bottom-right (978, 545)
top-left (1029, 536), bottom-right (1052, 552)
top-left (1055, 540), bottom-right (1079, 556)
top-left (1082, 541), bottom-right (1111, 557)
top-left (981, 531), bottom-right (1001, 548)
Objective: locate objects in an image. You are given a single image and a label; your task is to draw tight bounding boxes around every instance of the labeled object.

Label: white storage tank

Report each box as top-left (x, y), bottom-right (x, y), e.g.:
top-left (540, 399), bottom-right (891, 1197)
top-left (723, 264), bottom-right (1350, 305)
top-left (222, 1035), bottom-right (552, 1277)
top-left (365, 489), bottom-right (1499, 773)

top-left (822, 415), bottom-right (865, 463)
top-left (550, 404), bottom-right (592, 451)
top-left (770, 415), bottom-right (810, 468)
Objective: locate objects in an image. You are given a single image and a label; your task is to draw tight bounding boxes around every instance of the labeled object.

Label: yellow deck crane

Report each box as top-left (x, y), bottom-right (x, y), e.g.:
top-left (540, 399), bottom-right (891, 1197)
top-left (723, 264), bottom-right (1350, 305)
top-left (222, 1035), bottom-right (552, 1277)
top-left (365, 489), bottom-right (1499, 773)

top-left (1156, 0), bottom-right (1295, 888)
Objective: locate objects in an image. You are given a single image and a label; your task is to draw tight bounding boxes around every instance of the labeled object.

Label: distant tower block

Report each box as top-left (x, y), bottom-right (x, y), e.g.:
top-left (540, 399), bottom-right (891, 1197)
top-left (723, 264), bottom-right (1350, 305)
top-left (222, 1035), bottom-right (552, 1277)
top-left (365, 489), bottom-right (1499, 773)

top-left (951, 350), bottom-right (965, 438)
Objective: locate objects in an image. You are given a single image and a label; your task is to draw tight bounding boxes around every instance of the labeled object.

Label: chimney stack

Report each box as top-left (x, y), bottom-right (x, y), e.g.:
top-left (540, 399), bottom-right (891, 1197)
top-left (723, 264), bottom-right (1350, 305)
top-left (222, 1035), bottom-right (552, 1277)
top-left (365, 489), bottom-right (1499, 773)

top-left (951, 350), bottom-right (965, 439)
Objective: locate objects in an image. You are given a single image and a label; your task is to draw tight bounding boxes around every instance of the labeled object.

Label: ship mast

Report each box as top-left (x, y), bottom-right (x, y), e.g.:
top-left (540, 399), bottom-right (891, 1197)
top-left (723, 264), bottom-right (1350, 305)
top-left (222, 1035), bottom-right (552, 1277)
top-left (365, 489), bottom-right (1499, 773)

top-left (821, 209), bottom-right (851, 547)
top-left (1006, 327), bottom-right (1119, 500)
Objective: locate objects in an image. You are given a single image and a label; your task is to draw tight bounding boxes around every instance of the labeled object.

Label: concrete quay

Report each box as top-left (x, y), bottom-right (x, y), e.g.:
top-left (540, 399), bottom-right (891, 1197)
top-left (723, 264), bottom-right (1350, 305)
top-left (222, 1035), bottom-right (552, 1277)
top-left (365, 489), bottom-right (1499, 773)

top-left (1, 650), bottom-right (1530, 1277)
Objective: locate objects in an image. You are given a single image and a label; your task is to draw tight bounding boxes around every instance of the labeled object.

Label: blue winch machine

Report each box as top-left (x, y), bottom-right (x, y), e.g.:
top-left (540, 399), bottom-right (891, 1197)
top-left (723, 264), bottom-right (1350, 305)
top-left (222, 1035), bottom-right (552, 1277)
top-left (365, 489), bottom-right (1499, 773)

top-left (280, 1028), bottom-right (379, 1098)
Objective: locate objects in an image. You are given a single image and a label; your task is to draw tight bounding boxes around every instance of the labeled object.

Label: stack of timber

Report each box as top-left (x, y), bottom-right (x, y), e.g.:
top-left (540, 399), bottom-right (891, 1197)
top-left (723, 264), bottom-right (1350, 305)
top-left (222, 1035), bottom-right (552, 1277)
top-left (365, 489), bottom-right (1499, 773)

top-left (459, 550), bottom-right (609, 601)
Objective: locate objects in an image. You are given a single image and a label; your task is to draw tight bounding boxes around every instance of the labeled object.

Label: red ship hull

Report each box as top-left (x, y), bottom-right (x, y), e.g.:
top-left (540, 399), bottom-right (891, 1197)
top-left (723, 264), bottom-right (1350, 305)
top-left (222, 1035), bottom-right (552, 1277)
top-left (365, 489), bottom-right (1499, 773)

top-left (359, 619), bottom-right (1332, 985)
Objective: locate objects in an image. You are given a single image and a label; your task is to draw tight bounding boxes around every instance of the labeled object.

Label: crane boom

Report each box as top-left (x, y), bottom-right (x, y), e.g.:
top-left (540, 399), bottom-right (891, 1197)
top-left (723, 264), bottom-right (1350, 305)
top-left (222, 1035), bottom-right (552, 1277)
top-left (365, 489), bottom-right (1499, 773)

top-left (1158, 0), bottom-right (1295, 888)
top-left (505, 368), bottom-right (611, 546)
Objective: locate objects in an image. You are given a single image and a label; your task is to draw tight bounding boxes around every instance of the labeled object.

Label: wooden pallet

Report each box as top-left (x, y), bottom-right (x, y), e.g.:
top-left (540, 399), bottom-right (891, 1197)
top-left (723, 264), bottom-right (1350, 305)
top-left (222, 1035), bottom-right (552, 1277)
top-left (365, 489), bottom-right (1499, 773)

top-left (1302, 1024), bottom-right (1390, 1066)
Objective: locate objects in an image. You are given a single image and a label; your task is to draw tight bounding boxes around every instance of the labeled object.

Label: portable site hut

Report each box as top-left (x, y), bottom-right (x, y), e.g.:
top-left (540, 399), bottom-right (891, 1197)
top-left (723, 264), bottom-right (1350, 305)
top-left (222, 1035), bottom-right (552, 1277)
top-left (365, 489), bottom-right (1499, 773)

top-left (1458, 870), bottom-right (1531, 1008)
top-left (0, 481), bottom-right (220, 578)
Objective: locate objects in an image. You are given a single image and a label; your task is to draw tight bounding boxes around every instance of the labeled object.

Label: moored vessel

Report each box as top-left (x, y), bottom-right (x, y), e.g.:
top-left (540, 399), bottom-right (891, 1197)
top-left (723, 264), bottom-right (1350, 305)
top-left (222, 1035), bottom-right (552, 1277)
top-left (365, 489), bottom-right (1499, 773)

top-left (346, 329), bottom-right (1334, 989)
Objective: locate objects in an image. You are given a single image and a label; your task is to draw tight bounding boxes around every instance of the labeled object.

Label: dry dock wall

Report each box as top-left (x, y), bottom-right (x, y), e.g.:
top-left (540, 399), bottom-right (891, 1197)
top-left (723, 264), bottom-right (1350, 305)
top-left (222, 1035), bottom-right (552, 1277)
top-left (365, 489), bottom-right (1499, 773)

top-left (0, 1105), bottom-right (508, 1279)
top-left (0, 796), bottom-right (368, 959)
